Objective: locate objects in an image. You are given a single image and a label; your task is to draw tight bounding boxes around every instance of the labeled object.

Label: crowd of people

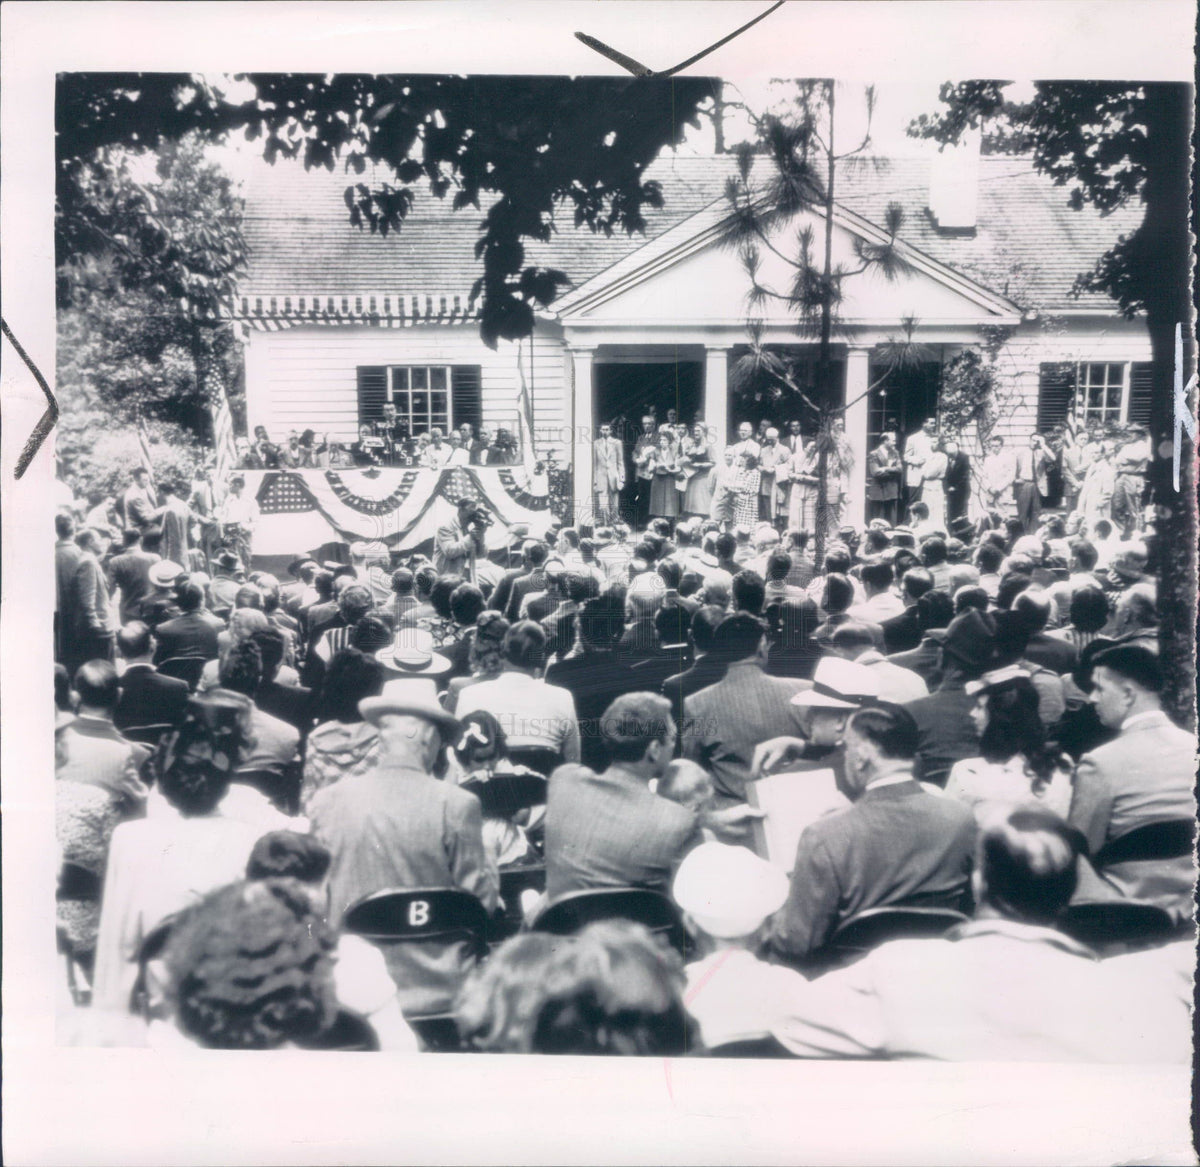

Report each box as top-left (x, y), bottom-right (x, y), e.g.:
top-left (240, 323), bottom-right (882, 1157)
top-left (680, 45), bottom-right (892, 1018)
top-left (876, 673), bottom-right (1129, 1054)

top-left (52, 408), bottom-right (1192, 1056)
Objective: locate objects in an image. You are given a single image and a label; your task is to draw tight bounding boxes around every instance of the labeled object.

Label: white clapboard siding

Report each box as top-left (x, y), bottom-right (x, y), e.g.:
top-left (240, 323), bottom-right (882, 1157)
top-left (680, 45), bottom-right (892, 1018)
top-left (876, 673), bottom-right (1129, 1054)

top-left (248, 323), bottom-right (568, 452)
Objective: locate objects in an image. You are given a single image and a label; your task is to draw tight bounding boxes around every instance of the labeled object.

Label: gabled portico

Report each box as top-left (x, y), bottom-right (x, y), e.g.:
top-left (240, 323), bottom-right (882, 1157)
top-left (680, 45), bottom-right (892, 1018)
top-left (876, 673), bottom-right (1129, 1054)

top-left (552, 194), bottom-right (1022, 528)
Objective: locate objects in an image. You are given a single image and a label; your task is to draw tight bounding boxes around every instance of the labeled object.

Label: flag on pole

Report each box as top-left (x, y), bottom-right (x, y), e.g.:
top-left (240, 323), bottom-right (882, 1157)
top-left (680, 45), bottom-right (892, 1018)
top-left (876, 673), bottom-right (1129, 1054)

top-left (136, 412), bottom-right (155, 477)
top-left (516, 340), bottom-right (538, 476)
top-left (210, 379), bottom-right (238, 504)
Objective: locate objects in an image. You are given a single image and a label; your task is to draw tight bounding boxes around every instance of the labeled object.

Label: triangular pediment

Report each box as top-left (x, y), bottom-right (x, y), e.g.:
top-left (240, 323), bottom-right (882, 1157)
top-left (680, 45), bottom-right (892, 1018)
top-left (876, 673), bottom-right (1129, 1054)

top-left (554, 195), bottom-right (1023, 327)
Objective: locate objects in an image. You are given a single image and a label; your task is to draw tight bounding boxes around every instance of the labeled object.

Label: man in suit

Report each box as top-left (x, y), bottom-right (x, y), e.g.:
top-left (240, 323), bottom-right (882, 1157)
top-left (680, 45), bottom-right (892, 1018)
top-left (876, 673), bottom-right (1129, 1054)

top-left (503, 540), bottom-right (550, 622)
top-left (662, 605), bottom-right (728, 738)
top-left (1012, 589), bottom-right (1078, 675)
top-left (152, 579), bottom-right (221, 664)
top-left (879, 567), bottom-right (934, 654)
top-left (545, 596), bottom-right (638, 772)
top-left (781, 420), bottom-right (804, 456)
top-left (544, 692), bottom-right (700, 902)
top-left (1067, 645), bottom-right (1196, 920)
top-left (866, 432), bottom-right (902, 525)
top-left (57, 660), bottom-right (149, 815)
top-left (942, 437), bottom-right (972, 523)
top-left (106, 528), bottom-right (163, 625)
top-left (903, 608), bottom-right (994, 788)
top-left (682, 612), bottom-right (811, 807)
top-left (630, 413), bottom-right (659, 529)
top-left (113, 621), bottom-right (189, 732)
top-left (121, 466), bottom-right (163, 551)
top-left (768, 703), bottom-right (976, 967)
top-left (772, 805), bottom-right (1189, 1062)
top-left (55, 511), bottom-right (84, 665)
top-left (593, 423), bottom-right (625, 526)
top-left (65, 529), bottom-right (116, 674)
top-left (1014, 432), bottom-right (1052, 533)
top-left (758, 428), bottom-right (789, 524)
top-left (251, 626), bottom-right (313, 735)
top-left (309, 678), bottom-right (497, 1015)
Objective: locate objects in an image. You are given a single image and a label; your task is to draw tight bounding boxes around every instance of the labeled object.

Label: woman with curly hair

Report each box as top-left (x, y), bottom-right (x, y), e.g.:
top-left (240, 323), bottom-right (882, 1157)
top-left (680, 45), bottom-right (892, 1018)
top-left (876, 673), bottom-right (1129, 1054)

top-left (443, 611), bottom-right (509, 713)
top-left (91, 692), bottom-right (270, 1016)
top-left (454, 932), bottom-right (564, 1052)
top-left (944, 668), bottom-right (1074, 822)
top-left (156, 877), bottom-right (344, 1050)
top-left (422, 574), bottom-right (464, 648)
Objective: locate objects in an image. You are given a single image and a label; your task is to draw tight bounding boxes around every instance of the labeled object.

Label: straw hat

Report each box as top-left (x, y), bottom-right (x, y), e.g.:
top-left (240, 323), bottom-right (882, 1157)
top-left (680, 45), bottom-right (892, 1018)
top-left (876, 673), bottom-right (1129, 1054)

top-left (358, 677), bottom-right (459, 736)
top-left (375, 627), bottom-right (452, 676)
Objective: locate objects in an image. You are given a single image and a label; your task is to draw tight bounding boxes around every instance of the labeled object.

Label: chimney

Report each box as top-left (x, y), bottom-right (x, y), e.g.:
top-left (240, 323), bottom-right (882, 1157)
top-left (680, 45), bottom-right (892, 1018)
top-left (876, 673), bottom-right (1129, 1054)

top-left (927, 127), bottom-right (980, 235)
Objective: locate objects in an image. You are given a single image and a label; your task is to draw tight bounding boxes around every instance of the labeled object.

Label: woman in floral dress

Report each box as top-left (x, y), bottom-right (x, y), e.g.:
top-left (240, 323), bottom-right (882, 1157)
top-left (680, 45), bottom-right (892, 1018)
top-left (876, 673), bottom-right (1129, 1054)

top-left (732, 451), bottom-right (761, 529)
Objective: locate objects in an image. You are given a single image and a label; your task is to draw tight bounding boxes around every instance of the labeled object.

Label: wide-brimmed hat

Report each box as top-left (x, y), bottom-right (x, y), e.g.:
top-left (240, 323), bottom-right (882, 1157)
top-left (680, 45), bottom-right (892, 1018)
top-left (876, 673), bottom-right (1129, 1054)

top-left (948, 516), bottom-right (975, 540)
top-left (791, 657), bottom-right (880, 710)
top-left (965, 663), bottom-right (1029, 696)
top-left (214, 551), bottom-right (241, 571)
top-left (672, 842), bottom-right (789, 939)
top-left (149, 560), bottom-right (185, 588)
top-left (941, 608), bottom-right (998, 676)
top-left (359, 677), bottom-right (460, 736)
top-left (1110, 546), bottom-right (1148, 579)
top-left (376, 627), bottom-right (452, 676)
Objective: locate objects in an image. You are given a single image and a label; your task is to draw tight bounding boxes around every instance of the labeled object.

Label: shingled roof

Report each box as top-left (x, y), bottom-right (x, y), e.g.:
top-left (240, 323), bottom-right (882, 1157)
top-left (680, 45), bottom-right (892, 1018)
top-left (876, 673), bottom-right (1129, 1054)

top-left (237, 150), bottom-right (1143, 317)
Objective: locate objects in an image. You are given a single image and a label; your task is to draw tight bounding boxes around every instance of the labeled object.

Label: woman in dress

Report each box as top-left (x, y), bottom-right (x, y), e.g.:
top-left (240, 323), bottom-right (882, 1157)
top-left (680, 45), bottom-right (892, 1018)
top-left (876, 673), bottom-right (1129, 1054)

top-left (786, 438), bottom-right (819, 533)
top-left (944, 669), bottom-right (1073, 822)
top-left (647, 431), bottom-right (681, 523)
top-left (680, 423), bottom-right (716, 518)
top-left (732, 450), bottom-right (762, 529)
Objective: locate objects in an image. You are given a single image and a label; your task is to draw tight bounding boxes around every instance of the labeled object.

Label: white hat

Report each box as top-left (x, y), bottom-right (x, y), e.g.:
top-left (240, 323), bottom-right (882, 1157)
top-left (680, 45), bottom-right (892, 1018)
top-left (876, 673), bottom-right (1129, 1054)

top-left (965, 663), bottom-right (1028, 696)
top-left (672, 842), bottom-right (789, 938)
top-left (791, 656), bottom-right (880, 709)
top-left (148, 560), bottom-right (185, 588)
top-left (376, 627), bottom-right (452, 677)
top-left (359, 677), bottom-right (459, 735)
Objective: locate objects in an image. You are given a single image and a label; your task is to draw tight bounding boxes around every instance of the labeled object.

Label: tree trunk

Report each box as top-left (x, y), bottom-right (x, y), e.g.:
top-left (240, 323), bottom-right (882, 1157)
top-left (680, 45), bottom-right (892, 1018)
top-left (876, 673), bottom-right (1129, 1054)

top-left (1140, 84), bottom-right (1195, 730)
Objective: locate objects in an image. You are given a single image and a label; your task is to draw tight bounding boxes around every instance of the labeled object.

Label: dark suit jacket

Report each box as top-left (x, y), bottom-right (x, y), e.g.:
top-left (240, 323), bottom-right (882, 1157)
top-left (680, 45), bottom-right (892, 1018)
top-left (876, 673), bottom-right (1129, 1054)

top-left (943, 451), bottom-right (971, 501)
top-left (682, 661), bottom-right (811, 803)
top-left (769, 779), bottom-right (977, 963)
top-left (107, 549), bottom-right (161, 624)
top-left (546, 651), bottom-right (639, 771)
top-left (629, 645), bottom-right (692, 698)
top-left (904, 681), bottom-right (980, 788)
top-left (881, 606), bottom-right (923, 654)
top-left (152, 611), bottom-right (221, 663)
top-left (256, 679), bottom-right (314, 735)
top-left (114, 663), bottom-right (190, 731)
top-left (486, 568), bottom-right (524, 617)
top-left (1023, 631), bottom-right (1078, 675)
top-left (505, 570), bottom-right (546, 622)
top-left (544, 764), bottom-right (700, 902)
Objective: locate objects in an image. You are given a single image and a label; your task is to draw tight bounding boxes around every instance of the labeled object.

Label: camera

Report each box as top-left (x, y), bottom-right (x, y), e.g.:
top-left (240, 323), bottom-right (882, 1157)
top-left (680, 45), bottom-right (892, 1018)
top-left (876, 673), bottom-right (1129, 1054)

top-left (468, 507), bottom-right (493, 529)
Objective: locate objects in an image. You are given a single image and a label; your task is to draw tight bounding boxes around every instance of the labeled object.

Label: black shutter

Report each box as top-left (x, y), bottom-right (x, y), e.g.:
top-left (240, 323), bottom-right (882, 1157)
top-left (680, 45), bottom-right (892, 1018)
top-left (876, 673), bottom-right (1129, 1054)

top-left (451, 365), bottom-right (483, 433)
top-left (1127, 362), bottom-right (1154, 425)
top-left (357, 366), bottom-right (388, 426)
top-left (1037, 363), bottom-right (1076, 430)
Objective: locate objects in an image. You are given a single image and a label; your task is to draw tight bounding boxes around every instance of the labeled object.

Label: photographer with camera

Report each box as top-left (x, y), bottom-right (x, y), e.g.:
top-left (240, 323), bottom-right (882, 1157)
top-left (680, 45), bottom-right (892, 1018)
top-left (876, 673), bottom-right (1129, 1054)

top-left (436, 497), bottom-right (490, 582)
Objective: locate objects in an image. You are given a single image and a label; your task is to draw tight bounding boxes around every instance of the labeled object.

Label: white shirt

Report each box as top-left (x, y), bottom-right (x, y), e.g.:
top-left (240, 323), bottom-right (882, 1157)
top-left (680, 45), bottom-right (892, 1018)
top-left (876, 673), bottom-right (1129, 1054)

top-left (683, 949), bottom-right (805, 1050)
top-left (944, 753), bottom-right (1073, 822)
top-left (455, 672), bottom-right (581, 763)
top-left (847, 591), bottom-right (906, 625)
top-left (445, 447), bottom-right (470, 467)
top-left (219, 493), bottom-right (259, 527)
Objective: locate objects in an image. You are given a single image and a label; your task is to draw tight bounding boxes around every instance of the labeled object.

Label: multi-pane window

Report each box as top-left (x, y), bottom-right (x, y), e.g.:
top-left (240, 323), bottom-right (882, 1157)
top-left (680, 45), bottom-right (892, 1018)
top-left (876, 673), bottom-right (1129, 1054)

top-left (390, 366), bottom-right (451, 435)
top-left (1076, 362), bottom-right (1127, 424)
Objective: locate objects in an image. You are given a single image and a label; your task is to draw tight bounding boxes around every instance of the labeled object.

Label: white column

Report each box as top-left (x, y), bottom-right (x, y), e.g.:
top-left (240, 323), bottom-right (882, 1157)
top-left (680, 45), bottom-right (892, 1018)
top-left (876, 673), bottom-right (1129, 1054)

top-left (704, 346), bottom-right (729, 451)
top-left (570, 346), bottom-right (596, 525)
top-left (844, 348), bottom-right (871, 529)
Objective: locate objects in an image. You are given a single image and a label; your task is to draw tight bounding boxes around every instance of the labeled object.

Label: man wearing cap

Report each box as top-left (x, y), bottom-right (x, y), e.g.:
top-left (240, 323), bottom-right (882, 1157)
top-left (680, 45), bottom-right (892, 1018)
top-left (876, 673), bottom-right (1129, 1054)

top-left (209, 551), bottom-right (244, 619)
top-left (138, 560), bottom-right (186, 630)
top-left (435, 497), bottom-right (488, 583)
top-left (766, 703), bottom-right (976, 967)
top-left (672, 842), bottom-right (801, 1051)
top-left (218, 475), bottom-right (259, 570)
top-left (309, 678), bottom-right (498, 1015)
top-left (903, 608), bottom-right (995, 788)
top-left (106, 527), bottom-right (162, 625)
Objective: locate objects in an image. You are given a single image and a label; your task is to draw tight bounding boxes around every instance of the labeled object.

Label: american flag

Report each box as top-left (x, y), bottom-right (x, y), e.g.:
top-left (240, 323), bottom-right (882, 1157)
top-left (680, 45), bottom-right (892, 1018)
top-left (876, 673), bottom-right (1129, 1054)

top-left (516, 339), bottom-right (537, 475)
top-left (210, 379), bottom-right (238, 503)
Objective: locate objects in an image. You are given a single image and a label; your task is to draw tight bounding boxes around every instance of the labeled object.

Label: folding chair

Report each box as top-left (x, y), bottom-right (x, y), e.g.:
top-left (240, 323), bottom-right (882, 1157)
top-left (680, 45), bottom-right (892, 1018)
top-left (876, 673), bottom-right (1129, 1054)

top-left (1094, 818), bottom-right (1197, 868)
top-left (505, 746), bottom-right (563, 778)
top-left (460, 771), bottom-right (548, 821)
top-left (489, 863), bottom-right (547, 945)
top-left (342, 888), bottom-right (490, 1052)
top-left (1060, 901), bottom-right (1178, 951)
top-left (531, 887), bottom-right (688, 956)
top-left (157, 657), bottom-right (206, 690)
top-left (800, 905), bottom-right (970, 974)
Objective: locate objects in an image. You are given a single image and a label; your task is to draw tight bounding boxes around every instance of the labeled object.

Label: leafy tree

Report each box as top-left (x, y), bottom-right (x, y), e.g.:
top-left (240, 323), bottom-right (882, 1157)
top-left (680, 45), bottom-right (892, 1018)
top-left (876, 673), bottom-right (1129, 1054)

top-left (57, 73), bottom-right (713, 348)
top-left (56, 131), bottom-right (246, 497)
top-left (910, 82), bottom-right (1195, 728)
top-left (719, 81), bottom-right (914, 560)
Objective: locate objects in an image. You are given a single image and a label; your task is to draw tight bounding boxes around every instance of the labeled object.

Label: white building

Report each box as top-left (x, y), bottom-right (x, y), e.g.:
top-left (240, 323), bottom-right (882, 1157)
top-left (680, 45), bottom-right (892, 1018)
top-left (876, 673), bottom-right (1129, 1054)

top-left (235, 145), bottom-right (1148, 529)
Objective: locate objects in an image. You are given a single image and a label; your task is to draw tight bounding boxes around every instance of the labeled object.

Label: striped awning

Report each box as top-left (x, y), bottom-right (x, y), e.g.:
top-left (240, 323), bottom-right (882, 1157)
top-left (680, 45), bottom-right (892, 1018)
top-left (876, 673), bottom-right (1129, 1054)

top-left (231, 291), bottom-right (479, 331)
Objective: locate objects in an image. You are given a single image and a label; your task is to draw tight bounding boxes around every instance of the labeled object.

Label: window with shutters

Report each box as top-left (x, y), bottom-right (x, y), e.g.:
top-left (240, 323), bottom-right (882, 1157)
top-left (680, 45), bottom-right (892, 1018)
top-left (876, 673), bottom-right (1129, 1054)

top-left (1037, 361), bottom-right (1156, 428)
top-left (356, 365), bottom-right (483, 436)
